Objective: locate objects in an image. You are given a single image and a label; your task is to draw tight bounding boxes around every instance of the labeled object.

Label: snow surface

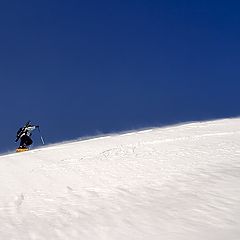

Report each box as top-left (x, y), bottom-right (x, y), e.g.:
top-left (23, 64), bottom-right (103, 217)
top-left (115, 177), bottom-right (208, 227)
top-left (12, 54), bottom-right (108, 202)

top-left (0, 118), bottom-right (240, 240)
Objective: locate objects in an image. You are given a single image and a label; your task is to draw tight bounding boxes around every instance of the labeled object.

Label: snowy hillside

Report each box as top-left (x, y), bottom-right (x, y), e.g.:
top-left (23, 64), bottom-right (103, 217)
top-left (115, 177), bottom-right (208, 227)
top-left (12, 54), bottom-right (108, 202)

top-left (0, 118), bottom-right (240, 240)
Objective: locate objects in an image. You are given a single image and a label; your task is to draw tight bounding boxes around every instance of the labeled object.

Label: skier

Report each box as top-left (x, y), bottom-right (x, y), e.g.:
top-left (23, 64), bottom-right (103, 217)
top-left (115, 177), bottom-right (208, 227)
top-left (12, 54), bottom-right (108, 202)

top-left (15, 121), bottom-right (39, 150)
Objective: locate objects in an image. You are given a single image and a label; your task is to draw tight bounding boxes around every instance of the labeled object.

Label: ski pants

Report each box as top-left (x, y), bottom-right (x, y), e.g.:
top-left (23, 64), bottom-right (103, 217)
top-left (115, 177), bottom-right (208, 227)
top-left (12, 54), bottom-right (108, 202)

top-left (20, 135), bottom-right (33, 147)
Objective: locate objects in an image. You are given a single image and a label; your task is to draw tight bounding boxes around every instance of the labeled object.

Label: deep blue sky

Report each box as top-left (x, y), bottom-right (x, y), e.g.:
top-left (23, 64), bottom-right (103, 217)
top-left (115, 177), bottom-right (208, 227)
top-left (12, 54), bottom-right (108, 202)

top-left (0, 0), bottom-right (239, 152)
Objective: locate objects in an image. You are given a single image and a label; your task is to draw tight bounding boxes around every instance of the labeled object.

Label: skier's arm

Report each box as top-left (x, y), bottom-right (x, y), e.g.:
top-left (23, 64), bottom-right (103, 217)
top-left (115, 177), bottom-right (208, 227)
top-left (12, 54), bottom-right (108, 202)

top-left (26, 125), bottom-right (39, 131)
top-left (26, 126), bottom-right (35, 131)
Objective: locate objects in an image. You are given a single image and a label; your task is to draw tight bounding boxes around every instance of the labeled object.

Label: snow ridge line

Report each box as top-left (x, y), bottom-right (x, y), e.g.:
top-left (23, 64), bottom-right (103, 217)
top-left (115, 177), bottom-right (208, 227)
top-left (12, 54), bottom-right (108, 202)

top-left (125, 130), bottom-right (240, 147)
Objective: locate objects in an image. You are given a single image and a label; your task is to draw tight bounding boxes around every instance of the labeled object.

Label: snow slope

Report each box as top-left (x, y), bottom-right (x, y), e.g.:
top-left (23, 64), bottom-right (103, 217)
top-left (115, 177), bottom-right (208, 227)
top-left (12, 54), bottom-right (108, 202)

top-left (0, 118), bottom-right (240, 240)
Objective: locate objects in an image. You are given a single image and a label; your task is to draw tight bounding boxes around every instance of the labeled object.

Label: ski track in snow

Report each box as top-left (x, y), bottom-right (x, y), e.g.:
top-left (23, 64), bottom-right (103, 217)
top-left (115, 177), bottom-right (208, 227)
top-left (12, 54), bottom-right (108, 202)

top-left (0, 118), bottom-right (240, 239)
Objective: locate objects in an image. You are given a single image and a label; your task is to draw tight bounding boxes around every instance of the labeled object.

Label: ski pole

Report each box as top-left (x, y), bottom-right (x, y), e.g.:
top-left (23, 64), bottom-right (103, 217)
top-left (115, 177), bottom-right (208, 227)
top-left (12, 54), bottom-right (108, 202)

top-left (38, 127), bottom-right (45, 145)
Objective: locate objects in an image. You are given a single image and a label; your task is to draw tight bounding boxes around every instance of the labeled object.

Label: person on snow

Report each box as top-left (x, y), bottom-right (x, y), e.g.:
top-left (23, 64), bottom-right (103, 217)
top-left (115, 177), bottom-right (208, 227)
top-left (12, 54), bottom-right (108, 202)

top-left (15, 121), bottom-right (39, 149)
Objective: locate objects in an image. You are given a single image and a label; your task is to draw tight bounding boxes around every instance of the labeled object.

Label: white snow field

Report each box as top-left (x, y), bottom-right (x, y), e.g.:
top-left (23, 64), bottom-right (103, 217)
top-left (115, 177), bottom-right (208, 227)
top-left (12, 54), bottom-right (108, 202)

top-left (0, 118), bottom-right (240, 240)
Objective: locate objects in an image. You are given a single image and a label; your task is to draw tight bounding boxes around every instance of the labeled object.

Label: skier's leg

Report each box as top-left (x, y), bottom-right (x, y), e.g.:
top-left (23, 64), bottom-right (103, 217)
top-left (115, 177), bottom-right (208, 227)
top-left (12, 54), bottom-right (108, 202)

top-left (19, 136), bottom-right (26, 148)
top-left (19, 135), bottom-right (32, 148)
top-left (25, 136), bottom-right (33, 146)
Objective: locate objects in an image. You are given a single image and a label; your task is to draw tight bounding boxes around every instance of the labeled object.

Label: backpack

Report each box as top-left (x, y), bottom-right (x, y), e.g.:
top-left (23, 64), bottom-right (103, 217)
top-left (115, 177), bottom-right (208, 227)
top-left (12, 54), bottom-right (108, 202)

top-left (15, 121), bottom-right (31, 142)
